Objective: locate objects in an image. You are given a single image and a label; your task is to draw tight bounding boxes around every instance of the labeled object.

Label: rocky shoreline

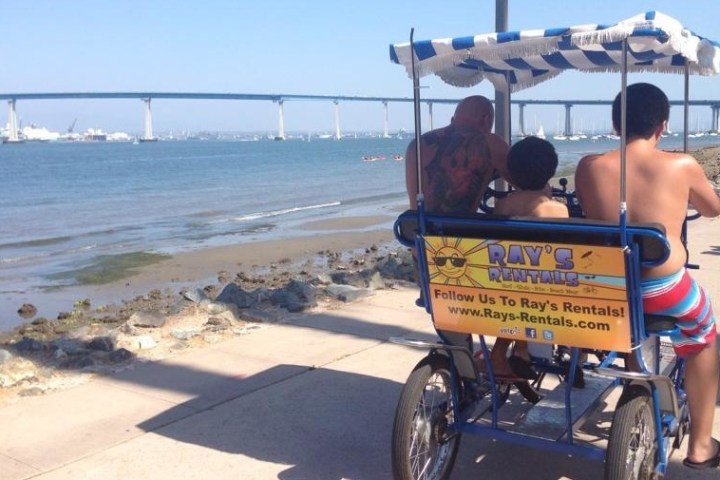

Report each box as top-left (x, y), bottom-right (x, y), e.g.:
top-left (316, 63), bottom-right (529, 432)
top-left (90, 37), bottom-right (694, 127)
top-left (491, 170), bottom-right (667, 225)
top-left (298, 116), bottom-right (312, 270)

top-left (0, 243), bottom-right (416, 405)
top-left (690, 144), bottom-right (720, 181)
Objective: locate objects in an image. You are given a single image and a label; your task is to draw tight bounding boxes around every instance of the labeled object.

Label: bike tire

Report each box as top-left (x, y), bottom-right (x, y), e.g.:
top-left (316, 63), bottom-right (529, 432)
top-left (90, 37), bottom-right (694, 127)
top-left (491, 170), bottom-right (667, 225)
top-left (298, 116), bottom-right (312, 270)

top-left (605, 385), bottom-right (659, 480)
top-left (391, 354), bottom-right (462, 480)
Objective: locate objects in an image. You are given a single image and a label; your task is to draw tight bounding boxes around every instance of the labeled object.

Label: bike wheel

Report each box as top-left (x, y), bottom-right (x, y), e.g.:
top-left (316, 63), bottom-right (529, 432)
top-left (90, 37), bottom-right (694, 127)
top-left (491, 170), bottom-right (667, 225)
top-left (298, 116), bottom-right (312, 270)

top-left (391, 354), bottom-right (462, 480)
top-left (605, 385), bottom-right (658, 480)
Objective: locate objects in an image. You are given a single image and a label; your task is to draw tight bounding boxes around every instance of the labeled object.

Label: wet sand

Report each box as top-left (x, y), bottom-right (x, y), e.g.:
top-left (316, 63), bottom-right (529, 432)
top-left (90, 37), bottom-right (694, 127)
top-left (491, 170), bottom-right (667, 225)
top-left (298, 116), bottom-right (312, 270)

top-left (1, 216), bottom-right (398, 334)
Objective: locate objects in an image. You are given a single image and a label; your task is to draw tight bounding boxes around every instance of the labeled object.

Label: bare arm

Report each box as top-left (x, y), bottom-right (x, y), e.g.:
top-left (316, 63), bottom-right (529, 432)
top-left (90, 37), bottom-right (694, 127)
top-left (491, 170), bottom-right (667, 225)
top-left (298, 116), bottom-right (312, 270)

top-left (486, 133), bottom-right (510, 181)
top-left (574, 154), bottom-right (605, 218)
top-left (686, 156), bottom-right (720, 217)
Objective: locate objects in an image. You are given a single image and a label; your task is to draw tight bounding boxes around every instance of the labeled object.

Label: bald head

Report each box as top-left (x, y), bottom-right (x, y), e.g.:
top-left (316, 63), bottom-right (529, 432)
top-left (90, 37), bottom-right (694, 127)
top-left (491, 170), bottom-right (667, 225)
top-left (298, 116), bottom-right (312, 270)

top-left (451, 95), bottom-right (494, 133)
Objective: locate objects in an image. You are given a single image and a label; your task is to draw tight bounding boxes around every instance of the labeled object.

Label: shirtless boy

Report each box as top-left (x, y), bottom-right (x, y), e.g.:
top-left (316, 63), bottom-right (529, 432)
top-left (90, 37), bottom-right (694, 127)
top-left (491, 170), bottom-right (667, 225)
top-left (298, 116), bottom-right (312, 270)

top-left (490, 136), bottom-right (568, 378)
top-left (575, 83), bottom-right (720, 470)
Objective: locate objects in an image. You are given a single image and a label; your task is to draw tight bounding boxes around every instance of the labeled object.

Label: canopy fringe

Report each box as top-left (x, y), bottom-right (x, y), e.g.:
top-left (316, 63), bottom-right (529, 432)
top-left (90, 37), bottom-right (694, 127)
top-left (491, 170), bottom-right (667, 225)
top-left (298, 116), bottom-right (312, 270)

top-left (571, 24), bottom-right (635, 46)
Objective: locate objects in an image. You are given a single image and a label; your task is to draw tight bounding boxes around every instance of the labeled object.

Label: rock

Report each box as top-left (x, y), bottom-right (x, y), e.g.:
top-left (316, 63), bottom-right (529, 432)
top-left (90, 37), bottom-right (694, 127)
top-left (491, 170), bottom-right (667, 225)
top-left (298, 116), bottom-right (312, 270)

top-left (0, 349), bottom-right (13, 365)
top-left (60, 354), bottom-right (95, 369)
top-left (367, 271), bottom-right (386, 290)
top-left (314, 273), bottom-right (333, 285)
top-left (201, 300), bottom-right (238, 317)
top-left (238, 308), bottom-right (283, 323)
top-left (14, 337), bottom-right (45, 353)
top-left (87, 336), bottom-right (115, 352)
top-left (269, 280), bottom-right (317, 311)
top-left (324, 284), bottom-right (373, 302)
top-left (202, 333), bottom-right (223, 343)
top-left (52, 338), bottom-right (86, 355)
top-left (205, 316), bottom-right (232, 331)
top-left (0, 359), bottom-right (38, 388)
top-left (232, 324), bottom-right (263, 335)
top-left (109, 348), bottom-right (134, 363)
top-left (18, 387), bottom-right (46, 397)
top-left (181, 288), bottom-right (208, 304)
top-left (170, 328), bottom-right (201, 340)
top-left (216, 283), bottom-right (258, 309)
top-left (130, 311), bottom-right (167, 328)
top-left (135, 336), bottom-right (158, 350)
top-left (17, 303), bottom-right (37, 318)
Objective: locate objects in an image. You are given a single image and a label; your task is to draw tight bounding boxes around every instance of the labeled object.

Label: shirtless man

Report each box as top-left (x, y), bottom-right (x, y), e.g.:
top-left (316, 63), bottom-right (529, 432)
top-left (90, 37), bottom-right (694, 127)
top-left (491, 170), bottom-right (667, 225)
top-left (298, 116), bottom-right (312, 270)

top-left (405, 95), bottom-right (509, 380)
top-left (490, 136), bottom-right (568, 379)
top-left (575, 83), bottom-right (720, 470)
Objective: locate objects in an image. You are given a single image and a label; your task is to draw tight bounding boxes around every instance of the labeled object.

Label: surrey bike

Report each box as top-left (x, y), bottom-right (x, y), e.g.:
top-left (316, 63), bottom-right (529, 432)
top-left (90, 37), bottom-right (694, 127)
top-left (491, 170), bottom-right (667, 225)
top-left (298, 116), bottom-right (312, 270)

top-left (387, 11), bottom-right (720, 480)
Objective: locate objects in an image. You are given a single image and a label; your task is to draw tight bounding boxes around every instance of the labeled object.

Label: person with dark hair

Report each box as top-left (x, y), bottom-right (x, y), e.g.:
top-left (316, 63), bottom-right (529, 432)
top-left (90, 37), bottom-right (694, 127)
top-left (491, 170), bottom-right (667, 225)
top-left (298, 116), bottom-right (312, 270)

top-left (405, 95), bottom-right (509, 383)
top-left (575, 82), bottom-right (720, 470)
top-left (486, 136), bottom-right (569, 379)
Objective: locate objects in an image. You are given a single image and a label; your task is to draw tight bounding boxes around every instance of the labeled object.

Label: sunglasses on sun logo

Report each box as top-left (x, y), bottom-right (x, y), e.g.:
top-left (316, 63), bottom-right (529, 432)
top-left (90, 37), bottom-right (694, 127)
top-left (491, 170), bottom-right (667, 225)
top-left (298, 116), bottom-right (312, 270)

top-left (434, 256), bottom-right (466, 268)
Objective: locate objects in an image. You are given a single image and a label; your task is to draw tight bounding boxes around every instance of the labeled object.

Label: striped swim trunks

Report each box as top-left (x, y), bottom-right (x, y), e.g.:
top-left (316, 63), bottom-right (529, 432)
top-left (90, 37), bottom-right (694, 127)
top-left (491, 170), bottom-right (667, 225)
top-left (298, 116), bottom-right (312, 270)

top-left (642, 268), bottom-right (717, 357)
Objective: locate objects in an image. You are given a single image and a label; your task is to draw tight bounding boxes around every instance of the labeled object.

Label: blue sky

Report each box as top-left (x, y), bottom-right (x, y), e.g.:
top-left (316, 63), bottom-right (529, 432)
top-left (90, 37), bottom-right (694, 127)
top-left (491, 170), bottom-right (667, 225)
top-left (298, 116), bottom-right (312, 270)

top-left (2, 1), bottom-right (719, 135)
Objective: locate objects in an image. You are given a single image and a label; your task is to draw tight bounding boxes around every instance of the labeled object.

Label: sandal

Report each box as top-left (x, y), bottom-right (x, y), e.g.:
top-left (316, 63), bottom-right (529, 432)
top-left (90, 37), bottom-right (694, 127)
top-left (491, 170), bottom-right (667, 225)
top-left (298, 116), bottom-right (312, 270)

top-left (507, 355), bottom-right (539, 380)
top-left (473, 351), bottom-right (526, 383)
top-left (683, 437), bottom-right (720, 470)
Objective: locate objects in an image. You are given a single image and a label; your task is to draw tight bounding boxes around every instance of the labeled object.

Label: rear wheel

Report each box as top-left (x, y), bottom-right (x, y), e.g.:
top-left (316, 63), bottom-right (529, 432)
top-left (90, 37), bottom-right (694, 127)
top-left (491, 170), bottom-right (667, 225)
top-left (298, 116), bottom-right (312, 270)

top-left (605, 385), bottom-right (658, 480)
top-left (391, 355), bottom-right (462, 480)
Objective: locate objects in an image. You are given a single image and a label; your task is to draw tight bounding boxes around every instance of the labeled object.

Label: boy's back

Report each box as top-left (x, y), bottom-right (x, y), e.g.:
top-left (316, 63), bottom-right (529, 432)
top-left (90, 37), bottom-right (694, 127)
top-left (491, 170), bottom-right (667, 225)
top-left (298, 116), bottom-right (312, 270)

top-left (576, 140), bottom-right (720, 278)
top-left (494, 187), bottom-right (568, 217)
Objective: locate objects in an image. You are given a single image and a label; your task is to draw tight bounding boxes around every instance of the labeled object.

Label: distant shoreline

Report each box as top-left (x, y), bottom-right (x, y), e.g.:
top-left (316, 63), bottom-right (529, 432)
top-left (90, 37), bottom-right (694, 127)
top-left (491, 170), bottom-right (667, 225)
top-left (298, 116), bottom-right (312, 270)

top-left (552, 143), bottom-right (720, 190)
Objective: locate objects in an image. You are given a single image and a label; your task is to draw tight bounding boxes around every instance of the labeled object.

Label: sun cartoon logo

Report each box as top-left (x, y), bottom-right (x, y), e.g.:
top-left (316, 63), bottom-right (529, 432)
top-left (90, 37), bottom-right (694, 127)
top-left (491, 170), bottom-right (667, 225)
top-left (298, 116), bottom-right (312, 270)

top-left (425, 236), bottom-right (494, 287)
top-left (433, 246), bottom-right (468, 279)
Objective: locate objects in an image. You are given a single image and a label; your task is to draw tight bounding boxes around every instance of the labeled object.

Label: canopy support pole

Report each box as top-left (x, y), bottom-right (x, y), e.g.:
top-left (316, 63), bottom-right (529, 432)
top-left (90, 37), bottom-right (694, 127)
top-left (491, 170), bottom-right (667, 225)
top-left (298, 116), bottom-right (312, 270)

top-left (494, 0), bottom-right (510, 142)
top-left (683, 64), bottom-right (690, 153)
top-left (619, 39), bottom-right (628, 245)
top-left (410, 28), bottom-right (427, 233)
top-left (494, 0), bottom-right (510, 197)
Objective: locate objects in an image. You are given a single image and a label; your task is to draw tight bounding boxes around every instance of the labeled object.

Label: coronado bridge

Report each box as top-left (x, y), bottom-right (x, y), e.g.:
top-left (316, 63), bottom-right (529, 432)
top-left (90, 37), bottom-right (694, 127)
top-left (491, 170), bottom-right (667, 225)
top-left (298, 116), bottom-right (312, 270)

top-left (2, 92), bottom-right (720, 142)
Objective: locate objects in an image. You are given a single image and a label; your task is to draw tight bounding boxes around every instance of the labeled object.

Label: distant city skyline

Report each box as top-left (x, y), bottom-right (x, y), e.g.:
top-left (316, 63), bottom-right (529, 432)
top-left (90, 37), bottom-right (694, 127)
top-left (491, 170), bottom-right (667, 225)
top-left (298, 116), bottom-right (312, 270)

top-left (3, 1), bottom-right (719, 134)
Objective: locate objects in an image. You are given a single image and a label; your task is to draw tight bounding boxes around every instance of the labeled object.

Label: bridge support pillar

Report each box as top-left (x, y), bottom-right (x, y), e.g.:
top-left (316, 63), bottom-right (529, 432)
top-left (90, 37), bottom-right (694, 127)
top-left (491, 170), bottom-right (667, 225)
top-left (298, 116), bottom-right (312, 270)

top-left (427, 102), bottom-right (434, 131)
top-left (711, 105), bottom-right (720, 133)
top-left (564, 104), bottom-right (573, 137)
top-left (518, 103), bottom-right (526, 136)
top-left (141, 98), bottom-right (157, 141)
top-left (276, 100), bottom-right (286, 140)
top-left (382, 101), bottom-right (390, 138)
top-left (5, 99), bottom-right (21, 143)
top-left (333, 100), bottom-right (342, 140)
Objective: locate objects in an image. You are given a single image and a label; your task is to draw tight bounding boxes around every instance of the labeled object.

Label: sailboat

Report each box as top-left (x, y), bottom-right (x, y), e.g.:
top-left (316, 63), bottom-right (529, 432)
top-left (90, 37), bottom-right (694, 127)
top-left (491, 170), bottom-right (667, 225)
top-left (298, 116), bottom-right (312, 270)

top-left (535, 124), bottom-right (546, 139)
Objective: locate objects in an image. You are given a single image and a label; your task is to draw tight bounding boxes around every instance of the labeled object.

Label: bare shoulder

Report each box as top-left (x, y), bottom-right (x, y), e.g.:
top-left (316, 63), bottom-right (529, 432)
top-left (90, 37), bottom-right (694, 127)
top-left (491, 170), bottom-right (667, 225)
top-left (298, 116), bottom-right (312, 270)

top-left (576, 152), bottom-right (605, 168)
top-left (541, 199), bottom-right (570, 218)
top-left (658, 149), bottom-right (702, 166)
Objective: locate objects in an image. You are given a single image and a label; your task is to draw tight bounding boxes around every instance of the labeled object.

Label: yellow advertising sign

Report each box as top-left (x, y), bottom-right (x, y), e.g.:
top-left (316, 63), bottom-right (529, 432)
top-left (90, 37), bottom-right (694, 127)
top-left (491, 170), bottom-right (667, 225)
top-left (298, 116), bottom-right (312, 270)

top-left (425, 236), bottom-right (631, 352)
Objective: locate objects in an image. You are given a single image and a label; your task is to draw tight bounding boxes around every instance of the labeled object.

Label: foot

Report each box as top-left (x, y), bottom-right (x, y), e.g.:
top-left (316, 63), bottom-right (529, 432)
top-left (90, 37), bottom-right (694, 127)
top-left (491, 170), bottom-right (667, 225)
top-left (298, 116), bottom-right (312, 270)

top-left (473, 351), bottom-right (523, 382)
top-left (684, 438), bottom-right (720, 470)
top-left (507, 355), bottom-right (539, 380)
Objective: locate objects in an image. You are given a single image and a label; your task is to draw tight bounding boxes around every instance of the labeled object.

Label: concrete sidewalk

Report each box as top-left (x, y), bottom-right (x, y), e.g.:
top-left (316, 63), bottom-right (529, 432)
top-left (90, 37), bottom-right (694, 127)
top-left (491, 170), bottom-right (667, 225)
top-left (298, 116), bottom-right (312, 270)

top-left (1, 218), bottom-right (719, 480)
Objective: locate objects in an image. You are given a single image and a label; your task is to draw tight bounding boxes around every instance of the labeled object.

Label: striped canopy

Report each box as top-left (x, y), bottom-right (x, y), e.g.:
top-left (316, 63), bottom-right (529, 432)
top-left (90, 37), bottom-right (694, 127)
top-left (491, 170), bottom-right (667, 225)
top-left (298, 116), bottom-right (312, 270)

top-left (389, 11), bottom-right (720, 92)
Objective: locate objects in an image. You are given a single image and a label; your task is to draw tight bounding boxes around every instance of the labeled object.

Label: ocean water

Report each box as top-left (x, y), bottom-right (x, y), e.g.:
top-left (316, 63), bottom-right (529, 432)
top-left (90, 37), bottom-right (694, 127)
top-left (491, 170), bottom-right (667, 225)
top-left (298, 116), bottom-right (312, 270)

top-left (1, 133), bottom-right (718, 331)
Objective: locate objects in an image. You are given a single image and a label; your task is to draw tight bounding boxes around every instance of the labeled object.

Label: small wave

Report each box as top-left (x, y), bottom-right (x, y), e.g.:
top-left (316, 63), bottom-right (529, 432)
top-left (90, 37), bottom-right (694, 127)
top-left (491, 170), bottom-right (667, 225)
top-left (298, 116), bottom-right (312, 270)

top-left (0, 243), bottom-right (98, 265)
top-left (231, 201), bottom-right (341, 222)
top-left (0, 251), bottom-right (53, 264)
top-left (0, 235), bottom-right (74, 249)
top-left (340, 191), bottom-right (406, 206)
